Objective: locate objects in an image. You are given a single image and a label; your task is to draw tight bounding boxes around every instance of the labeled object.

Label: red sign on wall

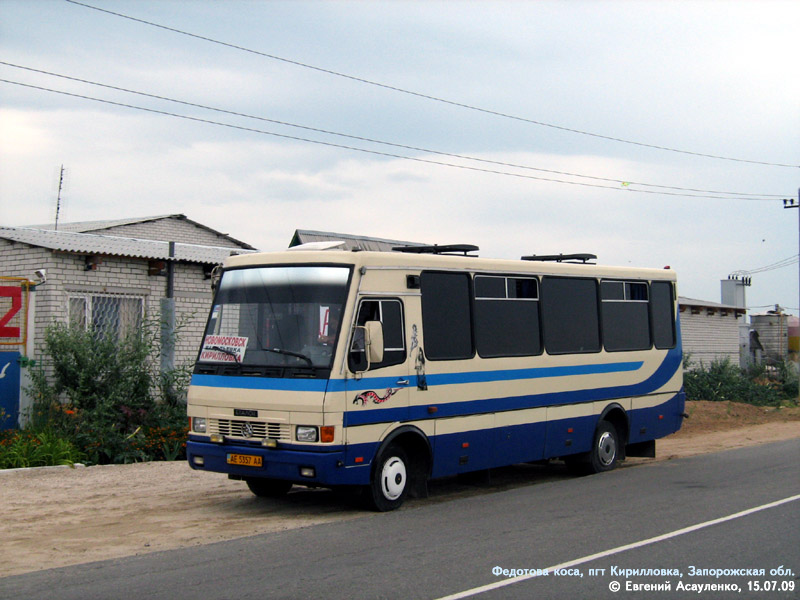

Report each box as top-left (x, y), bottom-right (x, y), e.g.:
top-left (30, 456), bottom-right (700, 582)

top-left (0, 279), bottom-right (28, 345)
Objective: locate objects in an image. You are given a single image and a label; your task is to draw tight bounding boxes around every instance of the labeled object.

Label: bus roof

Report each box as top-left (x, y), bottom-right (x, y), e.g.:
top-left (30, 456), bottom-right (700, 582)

top-left (222, 249), bottom-right (677, 281)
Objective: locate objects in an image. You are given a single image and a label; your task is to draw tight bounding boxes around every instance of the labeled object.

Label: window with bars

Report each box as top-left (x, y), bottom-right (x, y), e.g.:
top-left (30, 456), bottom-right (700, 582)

top-left (67, 293), bottom-right (144, 339)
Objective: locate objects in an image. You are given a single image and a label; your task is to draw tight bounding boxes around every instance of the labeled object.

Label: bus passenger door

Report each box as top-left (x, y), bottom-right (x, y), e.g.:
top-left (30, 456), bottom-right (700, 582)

top-left (345, 298), bottom-right (411, 425)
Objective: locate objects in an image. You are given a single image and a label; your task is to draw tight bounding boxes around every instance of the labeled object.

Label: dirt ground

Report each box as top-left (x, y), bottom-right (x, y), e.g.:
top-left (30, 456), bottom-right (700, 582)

top-left (2, 400), bottom-right (799, 578)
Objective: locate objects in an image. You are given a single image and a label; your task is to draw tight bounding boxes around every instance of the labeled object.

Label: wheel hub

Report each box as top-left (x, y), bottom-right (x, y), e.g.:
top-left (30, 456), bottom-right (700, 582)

top-left (380, 456), bottom-right (406, 500)
top-left (597, 431), bottom-right (616, 466)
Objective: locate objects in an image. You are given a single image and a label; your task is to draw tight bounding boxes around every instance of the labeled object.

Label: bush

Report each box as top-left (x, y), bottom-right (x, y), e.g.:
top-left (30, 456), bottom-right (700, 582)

top-left (684, 356), bottom-right (798, 407)
top-left (0, 430), bottom-right (84, 469)
top-left (23, 319), bottom-right (190, 466)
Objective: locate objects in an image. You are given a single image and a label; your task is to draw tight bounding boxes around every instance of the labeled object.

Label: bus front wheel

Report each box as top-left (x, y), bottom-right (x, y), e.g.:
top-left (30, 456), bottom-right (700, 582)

top-left (366, 444), bottom-right (409, 512)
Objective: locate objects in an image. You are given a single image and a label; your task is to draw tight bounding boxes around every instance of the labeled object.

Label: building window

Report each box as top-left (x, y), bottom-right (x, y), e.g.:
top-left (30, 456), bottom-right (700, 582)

top-left (68, 293), bottom-right (144, 339)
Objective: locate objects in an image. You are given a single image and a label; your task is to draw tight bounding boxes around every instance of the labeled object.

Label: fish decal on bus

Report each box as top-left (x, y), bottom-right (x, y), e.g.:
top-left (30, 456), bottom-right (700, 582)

top-left (415, 347), bottom-right (427, 391)
top-left (353, 388), bottom-right (399, 406)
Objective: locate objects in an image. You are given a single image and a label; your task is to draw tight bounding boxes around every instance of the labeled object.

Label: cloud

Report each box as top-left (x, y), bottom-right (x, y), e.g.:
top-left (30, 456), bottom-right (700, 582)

top-left (1, 0), bottom-right (797, 313)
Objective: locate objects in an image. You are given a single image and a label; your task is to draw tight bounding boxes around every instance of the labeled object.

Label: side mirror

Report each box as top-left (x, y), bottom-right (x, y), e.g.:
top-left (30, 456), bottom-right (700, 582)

top-left (210, 264), bottom-right (222, 291)
top-left (365, 320), bottom-right (384, 365)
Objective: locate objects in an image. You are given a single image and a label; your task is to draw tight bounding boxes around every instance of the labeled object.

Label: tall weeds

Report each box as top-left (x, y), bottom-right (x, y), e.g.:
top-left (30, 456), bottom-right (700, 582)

top-left (684, 356), bottom-right (799, 407)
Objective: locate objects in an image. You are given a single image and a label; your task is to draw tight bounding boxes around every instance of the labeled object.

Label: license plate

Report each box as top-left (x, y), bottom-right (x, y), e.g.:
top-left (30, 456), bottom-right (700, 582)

top-left (227, 453), bottom-right (263, 467)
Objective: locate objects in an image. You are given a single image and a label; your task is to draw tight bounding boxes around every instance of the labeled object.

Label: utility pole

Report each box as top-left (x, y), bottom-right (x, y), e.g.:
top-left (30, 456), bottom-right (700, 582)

top-left (160, 242), bottom-right (176, 402)
top-left (783, 192), bottom-right (800, 311)
top-left (782, 190), bottom-right (800, 386)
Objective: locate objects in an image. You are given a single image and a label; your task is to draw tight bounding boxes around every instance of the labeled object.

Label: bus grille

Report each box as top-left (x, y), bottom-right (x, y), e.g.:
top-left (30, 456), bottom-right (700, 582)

top-left (211, 419), bottom-right (290, 440)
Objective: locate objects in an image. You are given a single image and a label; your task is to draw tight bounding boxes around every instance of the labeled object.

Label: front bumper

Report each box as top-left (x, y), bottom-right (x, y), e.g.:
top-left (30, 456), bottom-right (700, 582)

top-left (187, 437), bottom-right (369, 486)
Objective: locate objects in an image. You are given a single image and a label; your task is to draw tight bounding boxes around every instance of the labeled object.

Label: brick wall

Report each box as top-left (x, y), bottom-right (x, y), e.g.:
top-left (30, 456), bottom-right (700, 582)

top-left (680, 308), bottom-right (742, 368)
top-left (171, 262), bottom-right (215, 366)
top-left (0, 239), bottom-right (59, 359)
top-left (0, 239), bottom-right (214, 371)
top-left (751, 314), bottom-right (790, 363)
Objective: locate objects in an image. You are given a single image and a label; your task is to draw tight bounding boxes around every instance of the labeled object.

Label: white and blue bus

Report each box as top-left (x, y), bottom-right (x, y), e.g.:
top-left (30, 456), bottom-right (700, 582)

top-left (187, 244), bottom-right (684, 511)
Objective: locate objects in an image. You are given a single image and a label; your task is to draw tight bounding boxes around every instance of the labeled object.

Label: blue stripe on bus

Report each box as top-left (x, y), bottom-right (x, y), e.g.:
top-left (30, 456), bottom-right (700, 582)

top-left (343, 346), bottom-right (682, 426)
top-left (190, 374), bottom-right (331, 392)
top-left (187, 392), bottom-right (685, 485)
top-left (423, 361), bottom-right (643, 386)
top-left (190, 345), bottom-right (681, 428)
top-left (191, 360), bottom-right (644, 393)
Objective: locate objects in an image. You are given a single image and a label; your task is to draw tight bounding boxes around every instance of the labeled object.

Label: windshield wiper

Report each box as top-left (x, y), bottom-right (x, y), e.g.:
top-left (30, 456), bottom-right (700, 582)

top-left (265, 347), bottom-right (315, 370)
top-left (208, 345), bottom-right (242, 369)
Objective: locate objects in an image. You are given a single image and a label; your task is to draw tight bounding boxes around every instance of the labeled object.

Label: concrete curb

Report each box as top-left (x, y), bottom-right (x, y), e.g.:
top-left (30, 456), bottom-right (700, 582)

top-left (0, 463), bottom-right (86, 474)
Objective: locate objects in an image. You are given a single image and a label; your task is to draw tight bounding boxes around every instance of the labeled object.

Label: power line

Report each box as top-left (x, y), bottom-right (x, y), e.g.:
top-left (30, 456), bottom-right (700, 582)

top-left (746, 255), bottom-right (799, 275)
top-left (5, 76), bottom-right (792, 202)
top-left (2, 61), bottom-right (790, 202)
top-left (63, 0), bottom-right (799, 170)
top-left (747, 304), bottom-right (800, 312)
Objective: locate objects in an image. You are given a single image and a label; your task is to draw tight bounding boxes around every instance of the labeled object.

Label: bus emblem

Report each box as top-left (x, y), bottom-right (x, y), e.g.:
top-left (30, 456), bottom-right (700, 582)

top-left (353, 388), bottom-right (399, 406)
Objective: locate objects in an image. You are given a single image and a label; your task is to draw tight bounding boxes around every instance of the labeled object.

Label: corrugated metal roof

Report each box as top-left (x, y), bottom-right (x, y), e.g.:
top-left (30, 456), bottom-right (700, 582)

top-left (23, 214), bottom-right (257, 250)
top-left (679, 296), bottom-right (746, 313)
top-left (26, 215), bottom-right (181, 233)
top-left (290, 229), bottom-right (427, 252)
top-left (0, 226), bottom-right (255, 264)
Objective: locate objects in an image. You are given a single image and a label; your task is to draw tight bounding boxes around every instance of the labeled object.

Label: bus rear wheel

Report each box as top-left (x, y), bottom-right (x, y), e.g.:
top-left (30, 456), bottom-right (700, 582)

top-left (588, 420), bottom-right (619, 473)
top-left (565, 420), bottom-right (620, 475)
top-left (366, 444), bottom-right (409, 512)
top-left (246, 478), bottom-right (293, 498)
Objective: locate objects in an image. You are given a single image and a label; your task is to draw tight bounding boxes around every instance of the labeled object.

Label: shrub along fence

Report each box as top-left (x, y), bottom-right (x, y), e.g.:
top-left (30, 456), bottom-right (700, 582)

top-left (683, 355), bottom-right (799, 407)
top-left (0, 319), bottom-right (190, 469)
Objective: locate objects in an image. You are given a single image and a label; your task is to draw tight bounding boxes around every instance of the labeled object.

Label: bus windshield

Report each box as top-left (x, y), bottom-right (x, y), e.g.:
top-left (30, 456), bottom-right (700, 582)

top-left (197, 266), bottom-right (350, 374)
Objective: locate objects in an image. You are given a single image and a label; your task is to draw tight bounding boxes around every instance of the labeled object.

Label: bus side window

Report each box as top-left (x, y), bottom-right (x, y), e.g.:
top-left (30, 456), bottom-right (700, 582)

top-left (650, 281), bottom-right (676, 349)
top-left (348, 299), bottom-right (406, 372)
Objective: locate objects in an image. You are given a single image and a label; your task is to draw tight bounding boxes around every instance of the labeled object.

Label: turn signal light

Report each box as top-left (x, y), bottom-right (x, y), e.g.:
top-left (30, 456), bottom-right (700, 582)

top-left (320, 426), bottom-right (335, 443)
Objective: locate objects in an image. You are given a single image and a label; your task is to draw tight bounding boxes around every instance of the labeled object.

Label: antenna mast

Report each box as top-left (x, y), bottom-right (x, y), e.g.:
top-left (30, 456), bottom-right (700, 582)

top-left (54, 165), bottom-right (65, 230)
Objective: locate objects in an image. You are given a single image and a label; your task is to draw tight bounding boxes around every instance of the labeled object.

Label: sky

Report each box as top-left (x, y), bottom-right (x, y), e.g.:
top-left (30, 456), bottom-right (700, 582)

top-left (1, 0), bottom-right (798, 315)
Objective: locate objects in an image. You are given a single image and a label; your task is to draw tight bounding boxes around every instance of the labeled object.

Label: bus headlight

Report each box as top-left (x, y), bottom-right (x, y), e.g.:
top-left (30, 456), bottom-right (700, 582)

top-left (192, 417), bottom-right (207, 433)
top-left (296, 426), bottom-right (318, 442)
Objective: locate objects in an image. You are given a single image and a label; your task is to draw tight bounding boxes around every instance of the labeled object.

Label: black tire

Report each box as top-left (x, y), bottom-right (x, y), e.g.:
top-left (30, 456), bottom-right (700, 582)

top-left (245, 478), bottom-right (293, 498)
top-left (587, 420), bottom-right (620, 473)
top-left (366, 444), bottom-right (409, 512)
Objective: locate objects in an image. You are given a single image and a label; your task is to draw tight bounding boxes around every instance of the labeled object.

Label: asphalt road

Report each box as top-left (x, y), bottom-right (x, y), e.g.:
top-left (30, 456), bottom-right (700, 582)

top-left (3, 439), bottom-right (799, 600)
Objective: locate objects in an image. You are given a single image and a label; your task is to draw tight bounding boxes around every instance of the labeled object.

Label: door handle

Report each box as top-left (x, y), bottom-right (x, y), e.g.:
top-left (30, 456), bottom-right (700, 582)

top-left (396, 379), bottom-right (410, 386)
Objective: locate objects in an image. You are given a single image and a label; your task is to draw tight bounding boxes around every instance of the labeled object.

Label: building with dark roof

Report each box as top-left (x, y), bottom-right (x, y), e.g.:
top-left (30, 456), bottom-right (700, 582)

top-left (289, 229), bottom-right (426, 252)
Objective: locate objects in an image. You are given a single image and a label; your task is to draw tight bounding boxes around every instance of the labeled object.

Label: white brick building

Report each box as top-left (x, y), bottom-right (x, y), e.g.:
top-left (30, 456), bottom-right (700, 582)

top-left (0, 215), bottom-right (255, 426)
top-left (678, 297), bottom-right (746, 368)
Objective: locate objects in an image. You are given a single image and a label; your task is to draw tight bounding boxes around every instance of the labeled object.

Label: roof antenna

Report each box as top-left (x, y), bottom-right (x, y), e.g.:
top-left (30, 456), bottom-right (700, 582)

top-left (54, 165), bottom-right (66, 231)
